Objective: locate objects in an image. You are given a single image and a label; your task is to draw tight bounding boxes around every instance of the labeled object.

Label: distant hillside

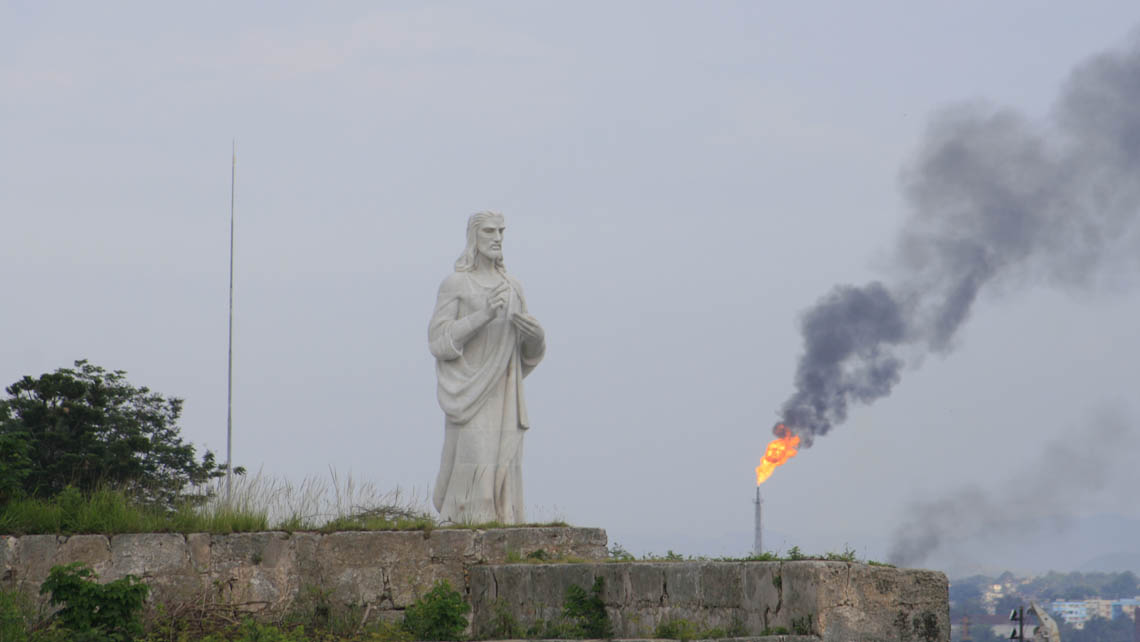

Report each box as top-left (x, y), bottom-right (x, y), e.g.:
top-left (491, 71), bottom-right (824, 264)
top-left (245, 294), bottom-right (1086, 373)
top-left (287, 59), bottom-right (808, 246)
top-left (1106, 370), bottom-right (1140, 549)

top-left (1080, 551), bottom-right (1140, 575)
top-left (938, 512), bottom-right (1140, 577)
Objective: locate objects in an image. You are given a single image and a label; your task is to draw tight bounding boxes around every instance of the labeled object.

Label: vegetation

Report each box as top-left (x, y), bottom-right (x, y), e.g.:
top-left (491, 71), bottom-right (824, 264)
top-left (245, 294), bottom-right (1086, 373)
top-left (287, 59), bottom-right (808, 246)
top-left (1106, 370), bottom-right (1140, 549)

top-left (949, 570), bottom-right (1140, 642)
top-left (0, 471), bottom-right (572, 537)
top-left (484, 599), bottom-right (523, 639)
top-left (654, 617), bottom-right (746, 641)
top-left (653, 618), bottom-right (701, 641)
top-left (791, 614), bottom-right (814, 636)
top-left (561, 577), bottom-right (611, 639)
top-left (41, 562), bottom-right (149, 642)
top-left (0, 588), bottom-right (37, 642)
top-left (401, 580), bottom-right (470, 641)
top-left (605, 543), bottom-right (885, 566)
top-left (0, 361), bottom-right (237, 509)
top-left (1058, 614), bottom-right (1136, 642)
top-left (952, 570), bottom-right (1140, 608)
top-left (0, 486), bottom-right (269, 535)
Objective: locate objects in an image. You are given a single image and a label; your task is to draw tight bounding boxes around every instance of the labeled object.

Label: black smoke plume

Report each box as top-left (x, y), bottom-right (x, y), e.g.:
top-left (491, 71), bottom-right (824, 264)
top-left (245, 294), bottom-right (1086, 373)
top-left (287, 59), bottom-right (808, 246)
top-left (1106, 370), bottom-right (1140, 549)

top-left (777, 36), bottom-right (1140, 444)
top-left (887, 407), bottom-right (1135, 567)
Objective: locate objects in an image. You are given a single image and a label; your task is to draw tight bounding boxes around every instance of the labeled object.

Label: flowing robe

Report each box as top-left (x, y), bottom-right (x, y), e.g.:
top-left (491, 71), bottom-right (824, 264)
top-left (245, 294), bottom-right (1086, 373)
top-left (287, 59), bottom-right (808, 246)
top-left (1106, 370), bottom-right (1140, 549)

top-left (428, 270), bottom-right (544, 524)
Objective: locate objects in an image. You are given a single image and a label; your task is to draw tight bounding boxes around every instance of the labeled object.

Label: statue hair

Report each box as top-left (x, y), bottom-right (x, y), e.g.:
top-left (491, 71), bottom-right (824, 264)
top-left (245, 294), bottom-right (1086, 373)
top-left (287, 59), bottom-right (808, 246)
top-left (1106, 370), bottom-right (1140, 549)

top-left (454, 211), bottom-right (506, 273)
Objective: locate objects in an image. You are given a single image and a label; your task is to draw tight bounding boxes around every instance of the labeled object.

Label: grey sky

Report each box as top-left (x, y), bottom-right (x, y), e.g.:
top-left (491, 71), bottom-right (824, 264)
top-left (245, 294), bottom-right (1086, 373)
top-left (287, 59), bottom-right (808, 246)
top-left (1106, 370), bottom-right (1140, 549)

top-left (3, 2), bottom-right (1138, 576)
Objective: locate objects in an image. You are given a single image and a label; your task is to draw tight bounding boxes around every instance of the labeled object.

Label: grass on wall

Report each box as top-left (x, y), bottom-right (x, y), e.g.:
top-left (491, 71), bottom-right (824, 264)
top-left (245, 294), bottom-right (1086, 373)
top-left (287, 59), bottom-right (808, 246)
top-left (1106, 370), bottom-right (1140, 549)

top-left (0, 469), bottom-right (568, 536)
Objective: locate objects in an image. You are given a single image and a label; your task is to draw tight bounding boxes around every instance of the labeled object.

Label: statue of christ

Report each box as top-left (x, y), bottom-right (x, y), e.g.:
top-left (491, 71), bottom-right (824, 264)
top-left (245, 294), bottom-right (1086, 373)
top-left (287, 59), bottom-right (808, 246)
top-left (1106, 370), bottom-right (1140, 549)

top-left (428, 211), bottom-right (545, 524)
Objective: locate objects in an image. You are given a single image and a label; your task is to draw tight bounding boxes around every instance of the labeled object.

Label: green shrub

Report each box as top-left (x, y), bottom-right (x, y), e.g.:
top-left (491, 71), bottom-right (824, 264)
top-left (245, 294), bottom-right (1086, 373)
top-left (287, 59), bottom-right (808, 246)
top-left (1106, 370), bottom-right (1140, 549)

top-left (760, 625), bottom-right (789, 635)
top-left (654, 618), bottom-right (700, 641)
top-left (791, 614), bottom-right (814, 636)
top-left (654, 616), bottom-right (746, 640)
top-left (738, 551), bottom-right (780, 561)
top-left (197, 619), bottom-right (309, 641)
top-left (703, 617), bottom-right (747, 639)
top-left (562, 576), bottom-right (611, 639)
top-left (40, 562), bottom-right (148, 642)
top-left (607, 543), bottom-right (635, 562)
top-left (402, 580), bottom-right (470, 641)
top-left (0, 588), bottom-right (32, 642)
top-left (824, 546), bottom-right (857, 562)
top-left (485, 599), bottom-right (523, 639)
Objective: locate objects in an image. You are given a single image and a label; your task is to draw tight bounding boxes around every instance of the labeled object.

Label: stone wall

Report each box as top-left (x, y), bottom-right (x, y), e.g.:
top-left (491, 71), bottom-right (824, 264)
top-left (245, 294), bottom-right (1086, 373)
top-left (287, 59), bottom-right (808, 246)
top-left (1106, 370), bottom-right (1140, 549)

top-left (469, 561), bottom-right (949, 642)
top-left (0, 528), bottom-right (607, 621)
top-left (1, 529), bottom-right (949, 640)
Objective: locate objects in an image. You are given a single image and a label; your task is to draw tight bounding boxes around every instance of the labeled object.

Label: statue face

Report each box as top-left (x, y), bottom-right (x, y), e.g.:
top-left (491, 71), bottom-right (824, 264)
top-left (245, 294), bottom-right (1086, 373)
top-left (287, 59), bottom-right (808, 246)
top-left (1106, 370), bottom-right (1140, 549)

top-left (475, 217), bottom-right (505, 261)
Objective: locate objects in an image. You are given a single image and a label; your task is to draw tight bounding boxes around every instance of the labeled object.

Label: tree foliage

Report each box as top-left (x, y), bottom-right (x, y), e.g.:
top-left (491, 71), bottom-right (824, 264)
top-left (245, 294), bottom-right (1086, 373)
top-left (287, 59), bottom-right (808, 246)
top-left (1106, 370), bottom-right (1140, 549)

top-left (40, 562), bottom-right (149, 642)
top-left (1060, 615), bottom-right (1135, 642)
top-left (0, 360), bottom-right (232, 508)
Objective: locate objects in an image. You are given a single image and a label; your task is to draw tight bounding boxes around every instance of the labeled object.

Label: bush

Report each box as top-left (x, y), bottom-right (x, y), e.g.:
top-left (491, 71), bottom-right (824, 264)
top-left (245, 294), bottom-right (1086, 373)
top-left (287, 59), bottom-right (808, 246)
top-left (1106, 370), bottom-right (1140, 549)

top-left (199, 619), bottom-right (310, 641)
top-left (0, 588), bottom-right (33, 642)
top-left (484, 599), bottom-right (523, 639)
top-left (40, 562), bottom-right (149, 642)
top-left (401, 580), bottom-right (470, 641)
top-left (654, 618), bottom-right (701, 641)
top-left (791, 614), bottom-right (814, 636)
top-left (0, 360), bottom-right (238, 509)
top-left (562, 577), bottom-right (611, 639)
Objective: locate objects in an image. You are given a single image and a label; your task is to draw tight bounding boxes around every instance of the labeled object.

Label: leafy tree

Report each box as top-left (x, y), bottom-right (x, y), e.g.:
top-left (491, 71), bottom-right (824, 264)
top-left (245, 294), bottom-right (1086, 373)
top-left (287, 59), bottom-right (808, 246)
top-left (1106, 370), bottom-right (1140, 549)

top-left (994, 593), bottom-right (1023, 615)
top-left (0, 360), bottom-right (234, 508)
top-left (1061, 615), bottom-right (1134, 642)
top-left (0, 432), bottom-right (32, 503)
top-left (1104, 571), bottom-right (1139, 598)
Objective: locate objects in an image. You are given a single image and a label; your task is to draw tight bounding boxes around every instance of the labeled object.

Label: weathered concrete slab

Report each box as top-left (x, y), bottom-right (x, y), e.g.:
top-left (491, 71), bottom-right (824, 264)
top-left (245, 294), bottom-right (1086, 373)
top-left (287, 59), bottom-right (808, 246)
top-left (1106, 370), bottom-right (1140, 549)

top-left (0, 529), bottom-right (948, 641)
top-left (469, 561), bottom-right (948, 642)
top-left (0, 527), bottom-right (608, 622)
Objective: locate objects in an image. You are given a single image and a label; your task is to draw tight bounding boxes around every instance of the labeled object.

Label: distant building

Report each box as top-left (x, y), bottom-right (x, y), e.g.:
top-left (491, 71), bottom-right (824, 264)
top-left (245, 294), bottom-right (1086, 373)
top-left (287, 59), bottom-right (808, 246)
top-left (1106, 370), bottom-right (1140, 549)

top-left (1048, 597), bottom-right (1140, 629)
top-left (1087, 598), bottom-right (1113, 620)
top-left (1050, 601), bottom-right (1090, 628)
top-left (982, 584), bottom-right (1005, 615)
top-left (1112, 597), bottom-right (1140, 620)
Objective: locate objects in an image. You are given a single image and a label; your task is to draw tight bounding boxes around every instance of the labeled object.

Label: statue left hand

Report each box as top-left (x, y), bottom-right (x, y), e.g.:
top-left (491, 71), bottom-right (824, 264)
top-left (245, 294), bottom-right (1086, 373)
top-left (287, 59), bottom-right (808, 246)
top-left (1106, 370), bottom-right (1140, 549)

top-left (511, 313), bottom-right (544, 343)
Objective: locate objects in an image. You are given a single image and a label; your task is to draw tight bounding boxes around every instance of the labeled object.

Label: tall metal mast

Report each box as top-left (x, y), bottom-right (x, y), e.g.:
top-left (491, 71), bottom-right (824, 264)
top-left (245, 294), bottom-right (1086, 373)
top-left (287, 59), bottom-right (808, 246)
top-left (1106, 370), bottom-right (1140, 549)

top-left (753, 487), bottom-right (763, 555)
top-left (225, 141), bottom-right (236, 503)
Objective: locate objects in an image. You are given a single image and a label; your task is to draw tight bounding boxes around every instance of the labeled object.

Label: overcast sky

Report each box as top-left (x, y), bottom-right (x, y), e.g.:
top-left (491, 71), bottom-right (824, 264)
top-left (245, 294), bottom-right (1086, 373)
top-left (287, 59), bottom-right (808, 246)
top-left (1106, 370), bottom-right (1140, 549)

top-left (3, 2), bottom-right (1138, 577)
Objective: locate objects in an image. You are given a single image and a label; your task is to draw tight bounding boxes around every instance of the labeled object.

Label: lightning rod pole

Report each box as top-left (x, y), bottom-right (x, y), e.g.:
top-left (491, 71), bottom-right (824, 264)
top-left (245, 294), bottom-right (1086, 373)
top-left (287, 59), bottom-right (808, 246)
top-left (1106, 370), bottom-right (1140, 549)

top-left (226, 141), bottom-right (235, 504)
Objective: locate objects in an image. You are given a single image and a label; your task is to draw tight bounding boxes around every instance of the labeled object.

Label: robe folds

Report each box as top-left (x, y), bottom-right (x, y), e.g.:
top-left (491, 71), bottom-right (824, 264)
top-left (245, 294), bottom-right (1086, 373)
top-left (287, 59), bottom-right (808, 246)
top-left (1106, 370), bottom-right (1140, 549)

top-left (428, 270), bottom-right (544, 524)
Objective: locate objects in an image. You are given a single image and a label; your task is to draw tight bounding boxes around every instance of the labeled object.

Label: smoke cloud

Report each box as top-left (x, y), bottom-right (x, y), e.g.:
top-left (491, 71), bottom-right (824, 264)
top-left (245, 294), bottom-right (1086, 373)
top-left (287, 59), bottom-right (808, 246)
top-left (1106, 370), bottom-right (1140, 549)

top-left (777, 37), bottom-right (1140, 444)
top-left (887, 407), bottom-right (1135, 567)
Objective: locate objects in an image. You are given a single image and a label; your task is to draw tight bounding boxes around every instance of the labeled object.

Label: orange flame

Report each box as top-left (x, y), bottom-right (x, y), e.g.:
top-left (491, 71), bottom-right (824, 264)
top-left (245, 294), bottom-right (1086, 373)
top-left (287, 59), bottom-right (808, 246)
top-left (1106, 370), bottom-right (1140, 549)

top-left (755, 424), bottom-right (800, 485)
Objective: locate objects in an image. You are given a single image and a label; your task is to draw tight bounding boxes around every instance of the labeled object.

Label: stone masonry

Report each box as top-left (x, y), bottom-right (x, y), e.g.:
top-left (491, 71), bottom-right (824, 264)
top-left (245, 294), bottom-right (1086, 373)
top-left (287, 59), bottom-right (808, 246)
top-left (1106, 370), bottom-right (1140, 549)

top-left (469, 561), bottom-right (949, 642)
top-left (0, 528), bottom-right (949, 640)
top-left (0, 528), bottom-right (607, 621)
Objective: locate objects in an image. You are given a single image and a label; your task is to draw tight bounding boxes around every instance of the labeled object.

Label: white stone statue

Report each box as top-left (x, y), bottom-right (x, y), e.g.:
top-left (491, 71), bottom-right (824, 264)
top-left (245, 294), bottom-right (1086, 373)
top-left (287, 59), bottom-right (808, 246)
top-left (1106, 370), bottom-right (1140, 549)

top-left (429, 211), bottom-right (545, 524)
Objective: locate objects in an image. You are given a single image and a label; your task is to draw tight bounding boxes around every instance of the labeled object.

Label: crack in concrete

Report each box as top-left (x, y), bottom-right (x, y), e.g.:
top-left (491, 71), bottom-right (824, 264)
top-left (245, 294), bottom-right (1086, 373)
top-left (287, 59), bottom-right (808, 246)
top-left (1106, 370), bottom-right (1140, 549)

top-left (765, 562), bottom-right (784, 630)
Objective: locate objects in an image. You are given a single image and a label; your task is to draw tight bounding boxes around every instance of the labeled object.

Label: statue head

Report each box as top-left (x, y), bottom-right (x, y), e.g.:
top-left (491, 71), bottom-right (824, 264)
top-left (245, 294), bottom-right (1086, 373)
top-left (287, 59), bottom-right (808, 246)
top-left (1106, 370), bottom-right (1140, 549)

top-left (455, 211), bottom-right (506, 272)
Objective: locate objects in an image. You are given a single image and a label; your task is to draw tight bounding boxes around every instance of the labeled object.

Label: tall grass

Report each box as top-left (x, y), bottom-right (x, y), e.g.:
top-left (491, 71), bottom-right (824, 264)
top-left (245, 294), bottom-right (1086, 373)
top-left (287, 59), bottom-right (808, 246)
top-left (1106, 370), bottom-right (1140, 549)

top-left (193, 468), bottom-right (436, 532)
top-left (0, 470), bottom-right (436, 535)
top-left (0, 469), bottom-right (568, 536)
